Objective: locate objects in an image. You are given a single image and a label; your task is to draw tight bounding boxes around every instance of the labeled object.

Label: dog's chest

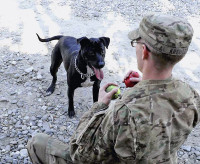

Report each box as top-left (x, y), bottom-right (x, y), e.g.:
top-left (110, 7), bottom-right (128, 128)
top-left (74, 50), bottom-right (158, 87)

top-left (81, 66), bottom-right (94, 87)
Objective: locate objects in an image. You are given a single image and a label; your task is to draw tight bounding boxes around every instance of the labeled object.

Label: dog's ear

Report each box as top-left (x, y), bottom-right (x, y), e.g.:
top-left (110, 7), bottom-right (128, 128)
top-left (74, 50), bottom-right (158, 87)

top-left (77, 37), bottom-right (90, 47)
top-left (99, 37), bottom-right (110, 49)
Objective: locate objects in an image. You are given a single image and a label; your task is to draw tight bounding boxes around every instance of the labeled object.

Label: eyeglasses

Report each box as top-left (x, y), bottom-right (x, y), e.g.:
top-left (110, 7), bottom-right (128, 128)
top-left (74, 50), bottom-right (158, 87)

top-left (131, 40), bottom-right (151, 52)
top-left (131, 40), bottom-right (146, 47)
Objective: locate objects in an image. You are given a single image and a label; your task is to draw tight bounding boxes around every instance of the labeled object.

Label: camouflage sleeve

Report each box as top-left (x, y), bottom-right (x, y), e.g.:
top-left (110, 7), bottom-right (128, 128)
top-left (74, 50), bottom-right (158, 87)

top-left (69, 101), bottom-right (116, 163)
top-left (74, 102), bottom-right (108, 136)
top-left (69, 100), bottom-right (137, 163)
top-left (192, 89), bottom-right (200, 125)
top-left (112, 101), bottom-right (137, 162)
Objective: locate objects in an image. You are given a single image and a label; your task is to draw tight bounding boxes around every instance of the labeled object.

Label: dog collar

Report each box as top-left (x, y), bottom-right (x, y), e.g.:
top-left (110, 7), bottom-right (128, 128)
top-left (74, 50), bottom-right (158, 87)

top-left (74, 55), bottom-right (94, 79)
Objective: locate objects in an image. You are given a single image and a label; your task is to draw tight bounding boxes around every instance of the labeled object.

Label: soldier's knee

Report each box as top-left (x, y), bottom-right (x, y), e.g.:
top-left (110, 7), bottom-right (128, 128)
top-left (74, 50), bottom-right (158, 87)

top-left (27, 133), bottom-right (49, 152)
top-left (32, 133), bottom-right (50, 147)
top-left (27, 133), bottom-right (50, 163)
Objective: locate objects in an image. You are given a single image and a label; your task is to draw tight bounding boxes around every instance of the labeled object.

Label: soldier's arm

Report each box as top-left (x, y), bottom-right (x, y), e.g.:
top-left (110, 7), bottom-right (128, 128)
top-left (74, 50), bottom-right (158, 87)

top-left (69, 101), bottom-right (116, 163)
top-left (74, 101), bottom-right (108, 136)
top-left (74, 83), bottom-right (118, 136)
top-left (70, 100), bottom-right (138, 163)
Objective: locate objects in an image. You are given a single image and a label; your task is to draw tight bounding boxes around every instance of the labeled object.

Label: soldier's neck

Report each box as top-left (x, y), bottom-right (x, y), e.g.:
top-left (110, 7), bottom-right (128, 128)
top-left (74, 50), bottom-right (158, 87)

top-left (142, 65), bottom-right (173, 81)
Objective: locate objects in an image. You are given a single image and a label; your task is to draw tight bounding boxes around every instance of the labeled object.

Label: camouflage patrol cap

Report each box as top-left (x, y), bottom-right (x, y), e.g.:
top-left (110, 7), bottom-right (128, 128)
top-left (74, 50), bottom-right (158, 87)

top-left (128, 14), bottom-right (194, 56)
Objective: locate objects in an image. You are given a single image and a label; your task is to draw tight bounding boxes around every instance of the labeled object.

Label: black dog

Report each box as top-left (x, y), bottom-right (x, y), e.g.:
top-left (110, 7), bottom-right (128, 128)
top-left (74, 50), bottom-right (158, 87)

top-left (36, 34), bottom-right (110, 117)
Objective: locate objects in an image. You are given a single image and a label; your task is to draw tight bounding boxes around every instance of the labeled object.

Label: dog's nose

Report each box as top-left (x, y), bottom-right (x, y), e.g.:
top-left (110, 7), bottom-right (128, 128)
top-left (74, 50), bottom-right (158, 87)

top-left (98, 62), bottom-right (105, 68)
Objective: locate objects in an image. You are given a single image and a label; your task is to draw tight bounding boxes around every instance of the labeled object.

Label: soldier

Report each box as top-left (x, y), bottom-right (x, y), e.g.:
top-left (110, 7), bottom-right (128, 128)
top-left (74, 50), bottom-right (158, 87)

top-left (27, 14), bottom-right (200, 164)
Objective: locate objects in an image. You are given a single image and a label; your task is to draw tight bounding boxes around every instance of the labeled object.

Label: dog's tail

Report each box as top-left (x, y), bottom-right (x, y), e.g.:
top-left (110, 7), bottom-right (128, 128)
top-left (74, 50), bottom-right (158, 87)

top-left (36, 33), bottom-right (64, 42)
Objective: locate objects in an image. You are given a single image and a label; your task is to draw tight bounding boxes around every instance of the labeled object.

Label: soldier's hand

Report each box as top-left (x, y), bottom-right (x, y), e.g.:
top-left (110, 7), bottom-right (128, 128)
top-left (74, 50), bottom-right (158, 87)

top-left (123, 70), bottom-right (141, 83)
top-left (98, 83), bottom-right (118, 106)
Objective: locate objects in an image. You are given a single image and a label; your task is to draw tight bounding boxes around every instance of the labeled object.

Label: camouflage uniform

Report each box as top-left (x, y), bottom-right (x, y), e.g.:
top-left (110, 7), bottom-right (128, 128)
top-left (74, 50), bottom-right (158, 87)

top-left (70, 77), bottom-right (200, 164)
top-left (27, 14), bottom-right (200, 164)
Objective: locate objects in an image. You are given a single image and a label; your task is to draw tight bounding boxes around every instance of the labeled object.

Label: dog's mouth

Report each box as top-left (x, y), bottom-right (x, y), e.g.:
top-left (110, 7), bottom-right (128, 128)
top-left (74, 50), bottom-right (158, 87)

top-left (92, 66), bottom-right (104, 80)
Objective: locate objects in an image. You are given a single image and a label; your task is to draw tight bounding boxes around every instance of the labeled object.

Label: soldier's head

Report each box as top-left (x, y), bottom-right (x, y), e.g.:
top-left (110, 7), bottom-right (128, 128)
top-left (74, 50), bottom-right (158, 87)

top-left (128, 14), bottom-right (194, 71)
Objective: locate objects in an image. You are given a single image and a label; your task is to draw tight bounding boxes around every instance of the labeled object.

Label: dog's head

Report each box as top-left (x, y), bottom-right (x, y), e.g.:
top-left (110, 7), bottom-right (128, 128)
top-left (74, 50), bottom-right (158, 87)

top-left (77, 36), bottom-right (110, 80)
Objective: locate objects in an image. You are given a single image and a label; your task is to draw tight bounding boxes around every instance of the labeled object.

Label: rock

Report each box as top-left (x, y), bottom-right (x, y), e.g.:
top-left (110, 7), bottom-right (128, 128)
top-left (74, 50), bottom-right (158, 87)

top-left (11, 129), bottom-right (17, 133)
top-left (22, 130), bottom-right (29, 135)
top-left (12, 159), bottom-right (18, 164)
top-left (12, 108), bottom-right (18, 114)
top-left (194, 151), bottom-right (200, 157)
top-left (5, 156), bottom-right (13, 163)
top-left (10, 91), bottom-right (17, 95)
top-left (47, 106), bottom-right (54, 111)
top-left (24, 116), bottom-right (30, 120)
top-left (10, 61), bottom-right (17, 65)
top-left (8, 110), bottom-right (12, 115)
top-left (30, 116), bottom-right (37, 121)
top-left (5, 145), bottom-right (11, 152)
top-left (181, 152), bottom-right (189, 159)
top-left (177, 150), bottom-right (185, 157)
top-left (10, 133), bottom-right (15, 138)
top-left (0, 134), bottom-right (7, 140)
top-left (11, 151), bottom-right (20, 157)
top-left (93, 12), bottom-right (100, 17)
top-left (0, 97), bottom-right (9, 102)
top-left (14, 73), bottom-right (20, 79)
top-left (30, 121), bottom-right (37, 126)
top-left (36, 115), bottom-right (42, 119)
top-left (3, 113), bottom-right (8, 117)
top-left (36, 72), bottom-right (43, 80)
top-left (43, 121), bottom-right (50, 130)
top-left (25, 67), bottom-right (34, 73)
top-left (37, 122), bottom-right (43, 127)
top-left (58, 135), bottom-right (64, 141)
top-left (15, 120), bottom-right (22, 128)
top-left (10, 140), bottom-right (18, 145)
top-left (30, 125), bottom-right (37, 130)
top-left (60, 126), bottom-right (66, 131)
top-left (24, 82), bottom-right (32, 87)
top-left (2, 127), bottom-right (8, 130)
top-left (42, 114), bottom-right (48, 120)
top-left (181, 145), bottom-right (191, 152)
top-left (194, 146), bottom-right (200, 152)
top-left (11, 100), bottom-right (18, 104)
top-left (41, 106), bottom-right (47, 110)
top-left (20, 149), bottom-right (28, 157)
top-left (18, 144), bottom-right (24, 149)
top-left (17, 101), bottom-right (24, 107)
top-left (24, 158), bottom-right (29, 164)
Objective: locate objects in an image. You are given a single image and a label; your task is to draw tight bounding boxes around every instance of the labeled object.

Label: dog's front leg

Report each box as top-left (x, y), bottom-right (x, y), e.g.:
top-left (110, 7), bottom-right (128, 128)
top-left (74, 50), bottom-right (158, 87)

top-left (68, 86), bottom-right (76, 118)
top-left (93, 80), bottom-right (101, 102)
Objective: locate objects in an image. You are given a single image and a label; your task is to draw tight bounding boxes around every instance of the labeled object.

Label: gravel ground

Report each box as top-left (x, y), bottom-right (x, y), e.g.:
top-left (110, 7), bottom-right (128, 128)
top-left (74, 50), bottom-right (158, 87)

top-left (0, 0), bottom-right (200, 163)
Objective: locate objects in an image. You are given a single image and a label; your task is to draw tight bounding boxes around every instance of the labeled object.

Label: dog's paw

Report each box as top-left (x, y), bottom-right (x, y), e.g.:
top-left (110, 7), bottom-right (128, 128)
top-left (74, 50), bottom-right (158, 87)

top-left (45, 91), bottom-right (53, 96)
top-left (68, 110), bottom-right (75, 118)
top-left (46, 87), bottom-right (54, 96)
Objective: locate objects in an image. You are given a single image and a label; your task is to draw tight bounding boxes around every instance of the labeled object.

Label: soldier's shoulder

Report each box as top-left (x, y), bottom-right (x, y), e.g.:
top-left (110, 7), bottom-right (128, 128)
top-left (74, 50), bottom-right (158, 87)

top-left (112, 100), bottom-right (131, 126)
top-left (174, 78), bottom-right (199, 95)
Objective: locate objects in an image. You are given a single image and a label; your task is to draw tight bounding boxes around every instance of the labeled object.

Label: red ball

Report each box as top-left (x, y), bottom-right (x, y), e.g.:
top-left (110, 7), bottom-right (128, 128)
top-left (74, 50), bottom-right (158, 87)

top-left (124, 72), bottom-right (139, 88)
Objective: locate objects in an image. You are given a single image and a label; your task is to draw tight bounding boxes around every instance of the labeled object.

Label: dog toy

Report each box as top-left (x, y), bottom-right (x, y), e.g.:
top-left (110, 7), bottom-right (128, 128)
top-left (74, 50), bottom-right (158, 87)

top-left (124, 72), bottom-right (139, 88)
top-left (106, 85), bottom-right (121, 99)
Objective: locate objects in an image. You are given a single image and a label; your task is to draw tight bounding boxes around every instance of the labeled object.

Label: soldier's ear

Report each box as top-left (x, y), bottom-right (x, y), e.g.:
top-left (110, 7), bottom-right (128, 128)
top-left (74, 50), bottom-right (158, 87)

top-left (99, 37), bottom-right (110, 49)
top-left (142, 44), bottom-right (149, 60)
top-left (77, 37), bottom-right (90, 47)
